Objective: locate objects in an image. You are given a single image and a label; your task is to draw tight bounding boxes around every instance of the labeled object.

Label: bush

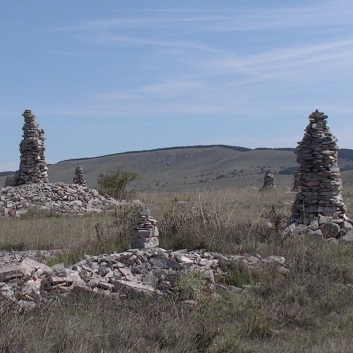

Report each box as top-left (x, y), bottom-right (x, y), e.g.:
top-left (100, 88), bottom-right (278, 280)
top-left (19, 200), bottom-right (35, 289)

top-left (97, 170), bottom-right (138, 199)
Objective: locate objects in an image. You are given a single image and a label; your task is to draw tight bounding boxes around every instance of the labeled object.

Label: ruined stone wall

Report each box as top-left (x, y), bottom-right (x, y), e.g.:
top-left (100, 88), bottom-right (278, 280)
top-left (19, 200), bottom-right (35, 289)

top-left (14, 110), bottom-right (49, 185)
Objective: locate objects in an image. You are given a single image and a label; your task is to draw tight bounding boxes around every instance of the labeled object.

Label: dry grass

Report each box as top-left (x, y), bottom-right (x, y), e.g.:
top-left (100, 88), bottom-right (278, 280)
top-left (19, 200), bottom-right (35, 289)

top-left (2, 186), bottom-right (353, 352)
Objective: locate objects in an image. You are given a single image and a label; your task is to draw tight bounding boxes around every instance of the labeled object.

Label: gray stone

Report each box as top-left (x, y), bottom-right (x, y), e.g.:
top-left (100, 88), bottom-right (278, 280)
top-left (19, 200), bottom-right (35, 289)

top-left (14, 110), bottom-right (49, 185)
top-left (321, 222), bottom-right (340, 238)
top-left (149, 255), bottom-right (182, 269)
top-left (288, 110), bottom-right (353, 235)
top-left (260, 169), bottom-right (275, 191)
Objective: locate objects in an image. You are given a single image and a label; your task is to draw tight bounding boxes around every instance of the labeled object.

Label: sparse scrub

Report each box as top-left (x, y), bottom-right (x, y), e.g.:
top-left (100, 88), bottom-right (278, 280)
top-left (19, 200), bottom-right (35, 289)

top-left (1, 187), bottom-right (353, 351)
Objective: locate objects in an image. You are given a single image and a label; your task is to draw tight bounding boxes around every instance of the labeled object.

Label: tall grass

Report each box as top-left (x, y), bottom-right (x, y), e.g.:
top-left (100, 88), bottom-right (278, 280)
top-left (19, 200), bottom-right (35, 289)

top-left (1, 187), bottom-right (353, 352)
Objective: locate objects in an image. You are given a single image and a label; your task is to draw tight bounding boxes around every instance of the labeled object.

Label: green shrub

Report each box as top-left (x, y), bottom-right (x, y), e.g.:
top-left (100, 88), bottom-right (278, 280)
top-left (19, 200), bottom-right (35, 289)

top-left (97, 170), bottom-right (138, 200)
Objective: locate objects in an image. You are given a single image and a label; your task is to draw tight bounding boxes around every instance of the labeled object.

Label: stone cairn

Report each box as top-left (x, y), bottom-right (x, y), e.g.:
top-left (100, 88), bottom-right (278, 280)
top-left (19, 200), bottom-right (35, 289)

top-left (291, 170), bottom-right (301, 192)
top-left (73, 165), bottom-right (87, 186)
top-left (131, 207), bottom-right (159, 249)
top-left (289, 110), bottom-right (353, 238)
top-left (14, 110), bottom-right (48, 185)
top-left (260, 169), bottom-right (275, 191)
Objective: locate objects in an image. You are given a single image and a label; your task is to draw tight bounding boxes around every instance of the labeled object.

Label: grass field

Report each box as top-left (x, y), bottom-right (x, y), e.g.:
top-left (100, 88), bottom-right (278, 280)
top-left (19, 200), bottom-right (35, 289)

top-left (2, 187), bottom-right (353, 352)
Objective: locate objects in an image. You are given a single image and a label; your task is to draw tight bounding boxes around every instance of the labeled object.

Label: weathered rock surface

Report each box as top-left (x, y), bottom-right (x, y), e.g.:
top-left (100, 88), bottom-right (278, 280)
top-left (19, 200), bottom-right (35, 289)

top-left (0, 182), bottom-right (139, 217)
top-left (0, 248), bottom-right (288, 308)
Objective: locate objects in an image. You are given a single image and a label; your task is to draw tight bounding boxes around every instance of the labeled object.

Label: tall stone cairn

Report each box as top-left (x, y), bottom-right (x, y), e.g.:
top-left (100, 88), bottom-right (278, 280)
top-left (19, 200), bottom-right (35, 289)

top-left (73, 166), bottom-right (87, 186)
top-left (130, 207), bottom-right (159, 249)
top-left (260, 169), bottom-right (275, 191)
top-left (289, 110), bottom-right (352, 238)
top-left (14, 110), bottom-right (49, 185)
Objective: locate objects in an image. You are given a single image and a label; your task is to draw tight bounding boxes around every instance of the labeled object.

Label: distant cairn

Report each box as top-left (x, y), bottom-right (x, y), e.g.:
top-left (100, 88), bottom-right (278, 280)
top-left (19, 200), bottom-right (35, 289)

top-left (14, 110), bottom-right (49, 185)
top-left (260, 169), bottom-right (275, 191)
top-left (73, 165), bottom-right (87, 186)
top-left (288, 110), bottom-right (353, 238)
top-left (291, 170), bottom-right (301, 192)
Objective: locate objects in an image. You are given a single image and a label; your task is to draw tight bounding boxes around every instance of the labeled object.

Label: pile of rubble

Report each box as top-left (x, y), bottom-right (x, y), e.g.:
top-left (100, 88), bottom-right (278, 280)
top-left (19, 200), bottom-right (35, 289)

top-left (288, 110), bottom-right (353, 237)
top-left (14, 110), bottom-right (49, 185)
top-left (0, 248), bottom-right (288, 308)
top-left (0, 182), bottom-right (138, 217)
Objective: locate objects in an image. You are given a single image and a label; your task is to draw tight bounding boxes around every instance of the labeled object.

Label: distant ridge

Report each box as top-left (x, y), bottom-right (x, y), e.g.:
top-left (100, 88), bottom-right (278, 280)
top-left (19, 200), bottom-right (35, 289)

top-left (2, 145), bottom-right (353, 191)
top-left (57, 144), bottom-right (252, 163)
top-left (0, 171), bottom-right (15, 177)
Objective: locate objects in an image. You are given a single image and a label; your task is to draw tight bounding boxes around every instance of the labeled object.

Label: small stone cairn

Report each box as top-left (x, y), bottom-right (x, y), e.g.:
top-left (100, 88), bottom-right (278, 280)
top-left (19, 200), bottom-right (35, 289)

top-left (291, 170), bottom-right (301, 192)
top-left (260, 169), bottom-right (275, 191)
top-left (73, 166), bottom-right (87, 186)
top-left (131, 207), bottom-right (159, 249)
top-left (288, 110), bottom-right (353, 238)
top-left (14, 110), bottom-right (49, 185)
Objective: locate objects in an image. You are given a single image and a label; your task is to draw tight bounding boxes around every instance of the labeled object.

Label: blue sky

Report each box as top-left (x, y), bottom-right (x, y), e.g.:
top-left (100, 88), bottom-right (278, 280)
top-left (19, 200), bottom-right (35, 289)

top-left (1, 0), bottom-right (353, 171)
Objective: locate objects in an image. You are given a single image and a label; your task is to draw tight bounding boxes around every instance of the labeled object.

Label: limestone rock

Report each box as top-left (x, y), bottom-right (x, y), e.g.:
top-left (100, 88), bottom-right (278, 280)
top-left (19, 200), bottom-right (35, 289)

top-left (0, 248), bottom-right (289, 307)
top-left (0, 182), bottom-right (135, 217)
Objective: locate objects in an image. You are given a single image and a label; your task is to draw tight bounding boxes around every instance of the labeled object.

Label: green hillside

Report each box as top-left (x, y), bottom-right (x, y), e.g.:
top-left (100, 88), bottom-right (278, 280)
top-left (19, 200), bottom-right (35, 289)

top-left (2, 145), bottom-right (353, 192)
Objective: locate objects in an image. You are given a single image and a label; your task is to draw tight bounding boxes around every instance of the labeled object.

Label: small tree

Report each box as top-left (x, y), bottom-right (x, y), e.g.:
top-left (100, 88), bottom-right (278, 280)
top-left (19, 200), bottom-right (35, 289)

top-left (97, 170), bottom-right (138, 200)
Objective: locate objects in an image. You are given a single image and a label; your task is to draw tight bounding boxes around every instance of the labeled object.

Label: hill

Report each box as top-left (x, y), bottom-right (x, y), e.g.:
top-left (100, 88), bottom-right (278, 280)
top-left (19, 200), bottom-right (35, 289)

top-left (2, 145), bottom-right (353, 191)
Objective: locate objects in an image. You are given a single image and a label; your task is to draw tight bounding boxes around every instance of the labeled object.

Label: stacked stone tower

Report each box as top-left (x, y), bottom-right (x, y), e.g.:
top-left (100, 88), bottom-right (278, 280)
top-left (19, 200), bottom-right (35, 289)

top-left (73, 166), bottom-right (87, 186)
top-left (130, 207), bottom-right (159, 249)
top-left (14, 110), bottom-right (49, 185)
top-left (289, 110), bottom-right (352, 237)
top-left (260, 169), bottom-right (275, 191)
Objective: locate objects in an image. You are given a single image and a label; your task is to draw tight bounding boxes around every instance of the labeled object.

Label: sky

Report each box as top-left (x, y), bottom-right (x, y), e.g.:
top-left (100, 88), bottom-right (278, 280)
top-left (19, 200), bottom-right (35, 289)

top-left (1, 0), bottom-right (353, 171)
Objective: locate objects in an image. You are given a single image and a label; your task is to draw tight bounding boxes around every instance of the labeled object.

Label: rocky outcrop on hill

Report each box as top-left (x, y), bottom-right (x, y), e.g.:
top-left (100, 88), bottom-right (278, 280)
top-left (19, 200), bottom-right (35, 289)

top-left (0, 248), bottom-right (288, 309)
top-left (0, 183), bottom-right (137, 217)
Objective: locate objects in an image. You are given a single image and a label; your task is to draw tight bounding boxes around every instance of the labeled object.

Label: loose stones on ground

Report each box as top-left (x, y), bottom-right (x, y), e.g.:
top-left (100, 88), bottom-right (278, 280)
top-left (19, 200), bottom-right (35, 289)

top-left (0, 248), bottom-right (288, 308)
top-left (0, 182), bottom-right (139, 217)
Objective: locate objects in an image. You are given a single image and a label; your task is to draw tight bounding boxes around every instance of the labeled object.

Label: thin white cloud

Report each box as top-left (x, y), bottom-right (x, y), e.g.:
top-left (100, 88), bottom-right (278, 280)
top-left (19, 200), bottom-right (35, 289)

top-left (61, 1), bottom-right (353, 33)
top-left (141, 80), bottom-right (205, 98)
top-left (202, 38), bottom-right (353, 85)
top-left (94, 92), bottom-right (140, 101)
top-left (75, 32), bottom-right (216, 52)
